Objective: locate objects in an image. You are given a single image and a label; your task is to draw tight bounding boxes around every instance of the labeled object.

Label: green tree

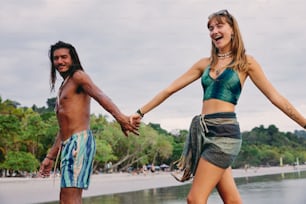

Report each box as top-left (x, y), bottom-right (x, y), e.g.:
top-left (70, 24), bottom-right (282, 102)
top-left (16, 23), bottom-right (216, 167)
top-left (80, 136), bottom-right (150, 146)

top-left (0, 114), bottom-right (22, 152)
top-left (94, 140), bottom-right (117, 171)
top-left (260, 146), bottom-right (280, 166)
top-left (1, 151), bottom-right (40, 173)
top-left (21, 109), bottom-right (47, 157)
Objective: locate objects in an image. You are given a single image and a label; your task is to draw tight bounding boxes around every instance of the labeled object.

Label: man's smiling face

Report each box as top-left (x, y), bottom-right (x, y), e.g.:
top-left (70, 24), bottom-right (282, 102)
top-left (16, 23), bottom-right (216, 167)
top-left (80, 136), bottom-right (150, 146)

top-left (53, 48), bottom-right (72, 74)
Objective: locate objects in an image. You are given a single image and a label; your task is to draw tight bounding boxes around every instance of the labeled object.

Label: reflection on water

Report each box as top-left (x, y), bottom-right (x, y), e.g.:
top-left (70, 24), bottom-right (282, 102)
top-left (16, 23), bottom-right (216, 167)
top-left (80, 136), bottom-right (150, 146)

top-left (233, 171), bottom-right (306, 204)
top-left (44, 171), bottom-right (306, 204)
top-left (82, 185), bottom-right (190, 204)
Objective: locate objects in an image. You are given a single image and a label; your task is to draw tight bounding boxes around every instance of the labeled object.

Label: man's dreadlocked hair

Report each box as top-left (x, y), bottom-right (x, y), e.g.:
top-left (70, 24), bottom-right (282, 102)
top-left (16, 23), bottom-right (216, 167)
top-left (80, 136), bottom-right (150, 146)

top-left (49, 41), bottom-right (84, 92)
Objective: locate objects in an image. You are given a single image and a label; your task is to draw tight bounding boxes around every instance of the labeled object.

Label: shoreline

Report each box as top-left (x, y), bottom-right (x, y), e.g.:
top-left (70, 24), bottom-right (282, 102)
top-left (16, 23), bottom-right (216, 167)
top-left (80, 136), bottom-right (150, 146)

top-left (0, 165), bottom-right (305, 204)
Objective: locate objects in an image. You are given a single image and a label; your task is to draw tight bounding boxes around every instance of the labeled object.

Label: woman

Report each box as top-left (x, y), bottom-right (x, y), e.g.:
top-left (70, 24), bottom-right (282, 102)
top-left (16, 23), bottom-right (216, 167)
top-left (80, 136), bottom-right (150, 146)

top-left (131, 10), bottom-right (306, 204)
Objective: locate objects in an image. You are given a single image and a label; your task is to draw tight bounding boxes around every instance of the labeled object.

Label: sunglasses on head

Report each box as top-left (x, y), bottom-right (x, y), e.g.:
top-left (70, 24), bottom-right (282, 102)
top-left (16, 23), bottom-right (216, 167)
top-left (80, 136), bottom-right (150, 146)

top-left (208, 9), bottom-right (232, 20)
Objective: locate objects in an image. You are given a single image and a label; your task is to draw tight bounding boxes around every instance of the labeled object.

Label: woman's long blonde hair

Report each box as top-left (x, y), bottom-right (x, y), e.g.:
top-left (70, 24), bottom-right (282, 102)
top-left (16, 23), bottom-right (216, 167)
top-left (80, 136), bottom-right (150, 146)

top-left (207, 10), bottom-right (248, 72)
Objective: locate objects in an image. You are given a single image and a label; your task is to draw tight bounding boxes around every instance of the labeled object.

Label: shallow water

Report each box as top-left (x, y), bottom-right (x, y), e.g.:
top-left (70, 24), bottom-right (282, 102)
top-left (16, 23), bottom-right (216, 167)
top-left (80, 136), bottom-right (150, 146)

top-left (44, 171), bottom-right (306, 204)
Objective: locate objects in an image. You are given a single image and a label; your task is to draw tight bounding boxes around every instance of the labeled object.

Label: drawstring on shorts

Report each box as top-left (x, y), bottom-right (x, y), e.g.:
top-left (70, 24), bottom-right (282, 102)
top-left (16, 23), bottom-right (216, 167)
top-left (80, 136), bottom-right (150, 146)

top-left (200, 115), bottom-right (209, 133)
top-left (53, 144), bottom-right (62, 186)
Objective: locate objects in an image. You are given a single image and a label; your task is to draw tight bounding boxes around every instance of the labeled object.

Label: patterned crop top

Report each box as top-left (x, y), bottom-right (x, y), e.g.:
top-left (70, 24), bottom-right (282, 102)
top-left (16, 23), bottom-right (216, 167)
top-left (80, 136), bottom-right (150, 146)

top-left (201, 65), bottom-right (242, 105)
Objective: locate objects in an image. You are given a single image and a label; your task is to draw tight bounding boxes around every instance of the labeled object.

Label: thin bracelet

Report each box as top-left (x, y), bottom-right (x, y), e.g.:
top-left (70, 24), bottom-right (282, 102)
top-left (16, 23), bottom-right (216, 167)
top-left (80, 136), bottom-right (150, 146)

top-left (136, 109), bottom-right (144, 118)
top-left (304, 125), bottom-right (306, 129)
top-left (46, 155), bottom-right (55, 161)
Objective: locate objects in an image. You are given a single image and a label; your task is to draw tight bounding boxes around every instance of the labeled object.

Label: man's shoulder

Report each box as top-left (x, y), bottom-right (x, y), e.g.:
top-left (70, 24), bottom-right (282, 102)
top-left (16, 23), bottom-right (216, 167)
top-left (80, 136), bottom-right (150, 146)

top-left (72, 70), bottom-right (86, 77)
top-left (69, 70), bottom-right (96, 92)
top-left (71, 70), bottom-right (90, 82)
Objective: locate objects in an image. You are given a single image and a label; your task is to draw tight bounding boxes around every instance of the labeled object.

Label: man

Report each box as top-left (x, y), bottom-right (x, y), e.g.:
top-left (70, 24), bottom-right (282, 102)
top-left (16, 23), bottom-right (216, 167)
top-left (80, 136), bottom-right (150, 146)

top-left (39, 41), bottom-right (138, 203)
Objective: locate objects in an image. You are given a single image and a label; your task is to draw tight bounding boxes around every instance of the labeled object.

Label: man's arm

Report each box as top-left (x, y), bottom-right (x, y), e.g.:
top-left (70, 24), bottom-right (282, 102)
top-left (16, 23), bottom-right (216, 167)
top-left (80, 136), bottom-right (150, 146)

top-left (38, 132), bottom-right (61, 177)
top-left (72, 70), bottom-right (139, 136)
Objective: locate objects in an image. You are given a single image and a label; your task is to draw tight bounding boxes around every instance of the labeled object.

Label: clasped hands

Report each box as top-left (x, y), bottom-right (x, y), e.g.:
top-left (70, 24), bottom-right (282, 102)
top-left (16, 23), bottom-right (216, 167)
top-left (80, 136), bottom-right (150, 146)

top-left (120, 112), bottom-right (143, 136)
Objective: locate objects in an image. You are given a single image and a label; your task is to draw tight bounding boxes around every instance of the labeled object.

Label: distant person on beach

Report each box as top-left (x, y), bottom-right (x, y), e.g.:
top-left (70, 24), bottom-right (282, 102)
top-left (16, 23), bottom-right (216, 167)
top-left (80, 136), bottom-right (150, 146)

top-left (130, 10), bottom-right (306, 204)
top-left (150, 163), bottom-right (155, 173)
top-left (38, 41), bottom-right (139, 203)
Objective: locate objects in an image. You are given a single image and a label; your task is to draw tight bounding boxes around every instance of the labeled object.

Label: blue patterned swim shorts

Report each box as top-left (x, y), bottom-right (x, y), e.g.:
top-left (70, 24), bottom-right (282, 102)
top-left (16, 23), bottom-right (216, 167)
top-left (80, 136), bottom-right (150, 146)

top-left (60, 130), bottom-right (96, 189)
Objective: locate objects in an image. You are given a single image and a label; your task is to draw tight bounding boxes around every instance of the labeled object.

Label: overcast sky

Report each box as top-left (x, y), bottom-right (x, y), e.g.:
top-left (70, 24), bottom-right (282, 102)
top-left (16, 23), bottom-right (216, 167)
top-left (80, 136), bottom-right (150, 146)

top-left (1, 0), bottom-right (305, 133)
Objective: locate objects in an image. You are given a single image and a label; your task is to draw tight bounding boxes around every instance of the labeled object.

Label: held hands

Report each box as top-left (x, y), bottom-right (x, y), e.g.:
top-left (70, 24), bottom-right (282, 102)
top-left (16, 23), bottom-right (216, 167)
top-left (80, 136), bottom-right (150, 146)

top-left (119, 114), bottom-right (141, 136)
top-left (114, 109), bottom-right (145, 136)
top-left (130, 113), bottom-right (142, 127)
top-left (128, 110), bottom-right (143, 132)
top-left (119, 109), bottom-right (144, 136)
top-left (120, 110), bottom-right (143, 136)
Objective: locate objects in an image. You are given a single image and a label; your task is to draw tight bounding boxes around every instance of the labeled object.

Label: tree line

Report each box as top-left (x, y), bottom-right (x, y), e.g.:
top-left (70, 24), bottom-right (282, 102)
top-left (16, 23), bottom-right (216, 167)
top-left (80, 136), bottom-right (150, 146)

top-left (0, 96), bottom-right (305, 177)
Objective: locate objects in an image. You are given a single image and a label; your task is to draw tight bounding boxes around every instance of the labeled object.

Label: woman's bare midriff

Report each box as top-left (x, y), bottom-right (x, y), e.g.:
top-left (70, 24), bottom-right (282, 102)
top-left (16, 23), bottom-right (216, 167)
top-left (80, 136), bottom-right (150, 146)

top-left (201, 99), bottom-right (235, 115)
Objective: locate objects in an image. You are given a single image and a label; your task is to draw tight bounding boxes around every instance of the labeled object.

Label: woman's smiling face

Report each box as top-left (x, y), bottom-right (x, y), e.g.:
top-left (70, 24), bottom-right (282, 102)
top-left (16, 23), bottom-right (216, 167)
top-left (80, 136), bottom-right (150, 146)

top-left (208, 17), bottom-right (233, 52)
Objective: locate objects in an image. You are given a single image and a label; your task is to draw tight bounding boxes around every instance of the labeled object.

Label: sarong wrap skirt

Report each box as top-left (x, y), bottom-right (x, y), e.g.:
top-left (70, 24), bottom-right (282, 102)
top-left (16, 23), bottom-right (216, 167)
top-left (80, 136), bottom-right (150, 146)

top-left (174, 112), bottom-right (241, 181)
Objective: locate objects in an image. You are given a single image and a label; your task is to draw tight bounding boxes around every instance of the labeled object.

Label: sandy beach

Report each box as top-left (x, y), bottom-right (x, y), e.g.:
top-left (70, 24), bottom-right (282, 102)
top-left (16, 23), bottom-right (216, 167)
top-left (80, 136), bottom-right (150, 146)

top-left (0, 165), bottom-right (305, 204)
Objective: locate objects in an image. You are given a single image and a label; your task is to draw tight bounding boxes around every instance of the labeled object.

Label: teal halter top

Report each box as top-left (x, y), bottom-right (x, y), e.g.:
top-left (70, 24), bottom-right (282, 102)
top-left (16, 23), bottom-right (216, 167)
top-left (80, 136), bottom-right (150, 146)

top-left (201, 66), bottom-right (242, 105)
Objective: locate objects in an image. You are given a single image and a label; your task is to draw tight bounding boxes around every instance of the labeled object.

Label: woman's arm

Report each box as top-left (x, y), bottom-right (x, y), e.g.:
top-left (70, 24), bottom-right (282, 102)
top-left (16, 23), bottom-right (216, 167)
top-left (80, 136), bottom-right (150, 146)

top-left (247, 55), bottom-right (306, 128)
top-left (138, 58), bottom-right (210, 115)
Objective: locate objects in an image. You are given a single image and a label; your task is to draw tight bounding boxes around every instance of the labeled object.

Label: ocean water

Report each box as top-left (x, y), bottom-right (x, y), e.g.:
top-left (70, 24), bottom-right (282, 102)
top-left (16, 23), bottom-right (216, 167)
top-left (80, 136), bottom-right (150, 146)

top-left (44, 171), bottom-right (306, 204)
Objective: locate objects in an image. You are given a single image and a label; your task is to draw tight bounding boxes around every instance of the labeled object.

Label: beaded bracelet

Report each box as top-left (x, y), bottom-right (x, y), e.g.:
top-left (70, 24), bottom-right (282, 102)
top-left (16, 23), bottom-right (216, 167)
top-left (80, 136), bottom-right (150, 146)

top-left (136, 109), bottom-right (144, 118)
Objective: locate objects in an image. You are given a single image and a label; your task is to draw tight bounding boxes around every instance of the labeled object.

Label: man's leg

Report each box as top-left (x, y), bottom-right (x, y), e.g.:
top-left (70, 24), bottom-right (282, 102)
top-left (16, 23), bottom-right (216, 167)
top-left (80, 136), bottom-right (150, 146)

top-left (60, 187), bottom-right (83, 204)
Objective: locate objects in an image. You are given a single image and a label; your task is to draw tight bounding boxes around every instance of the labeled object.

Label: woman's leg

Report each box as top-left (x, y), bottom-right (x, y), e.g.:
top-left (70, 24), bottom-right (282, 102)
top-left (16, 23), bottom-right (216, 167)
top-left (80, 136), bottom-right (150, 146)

top-left (187, 158), bottom-right (226, 204)
top-left (216, 167), bottom-right (242, 204)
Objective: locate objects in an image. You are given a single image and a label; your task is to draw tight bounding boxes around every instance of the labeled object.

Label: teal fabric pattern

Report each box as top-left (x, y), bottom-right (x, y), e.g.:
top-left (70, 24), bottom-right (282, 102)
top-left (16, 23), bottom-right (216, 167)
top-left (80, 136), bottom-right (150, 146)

top-left (201, 66), bottom-right (242, 105)
top-left (60, 130), bottom-right (96, 189)
top-left (172, 113), bottom-right (241, 182)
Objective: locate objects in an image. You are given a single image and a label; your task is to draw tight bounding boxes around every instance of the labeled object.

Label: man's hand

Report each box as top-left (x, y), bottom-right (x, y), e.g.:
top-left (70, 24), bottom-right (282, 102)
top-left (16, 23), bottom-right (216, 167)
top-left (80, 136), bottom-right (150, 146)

top-left (38, 158), bottom-right (54, 178)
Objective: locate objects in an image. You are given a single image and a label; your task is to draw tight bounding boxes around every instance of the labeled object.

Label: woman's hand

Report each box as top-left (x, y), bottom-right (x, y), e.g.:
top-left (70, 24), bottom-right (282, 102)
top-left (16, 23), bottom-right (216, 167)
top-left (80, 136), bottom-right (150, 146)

top-left (129, 113), bottom-right (142, 128)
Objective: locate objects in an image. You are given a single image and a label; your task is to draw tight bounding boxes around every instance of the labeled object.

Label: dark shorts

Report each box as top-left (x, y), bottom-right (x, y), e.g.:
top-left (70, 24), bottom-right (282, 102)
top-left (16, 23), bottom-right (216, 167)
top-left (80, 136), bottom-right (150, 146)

top-left (60, 130), bottom-right (96, 189)
top-left (196, 112), bottom-right (242, 169)
top-left (173, 112), bottom-right (242, 181)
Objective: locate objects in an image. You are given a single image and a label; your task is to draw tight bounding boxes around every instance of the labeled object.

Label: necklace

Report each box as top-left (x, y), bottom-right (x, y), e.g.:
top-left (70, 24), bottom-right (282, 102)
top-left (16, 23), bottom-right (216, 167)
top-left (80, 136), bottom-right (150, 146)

top-left (212, 60), bottom-right (230, 76)
top-left (215, 68), bottom-right (222, 76)
top-left (217, 51), bottom-right (232, 59)
top-left (212, 53), bottom-right (232, 76)
top-left (211, 66), bottom-right (226, 76)
top-left (214, 67), bottom-right (225, 76)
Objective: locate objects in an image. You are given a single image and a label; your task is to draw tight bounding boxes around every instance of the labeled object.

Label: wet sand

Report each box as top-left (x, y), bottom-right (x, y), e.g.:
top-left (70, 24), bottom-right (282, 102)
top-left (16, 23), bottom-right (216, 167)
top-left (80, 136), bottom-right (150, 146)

top-left (0, 165), bottom-right (305, 204)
